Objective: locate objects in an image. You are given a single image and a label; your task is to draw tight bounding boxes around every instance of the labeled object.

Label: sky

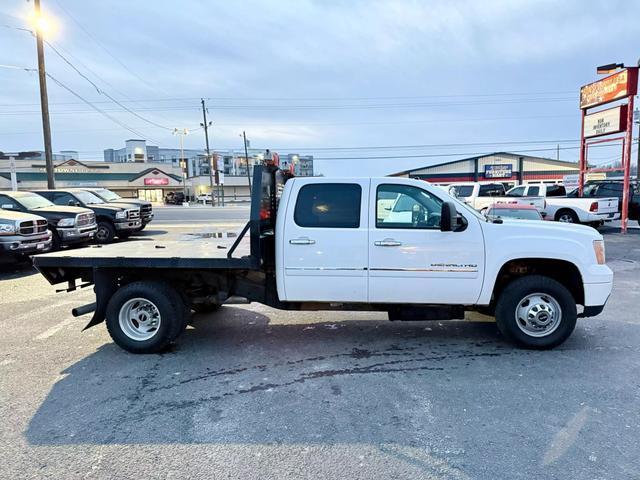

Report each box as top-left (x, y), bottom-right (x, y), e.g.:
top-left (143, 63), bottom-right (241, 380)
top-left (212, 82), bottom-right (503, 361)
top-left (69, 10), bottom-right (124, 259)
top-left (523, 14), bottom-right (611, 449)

top-left (0, 0), bottom-right (639, 176)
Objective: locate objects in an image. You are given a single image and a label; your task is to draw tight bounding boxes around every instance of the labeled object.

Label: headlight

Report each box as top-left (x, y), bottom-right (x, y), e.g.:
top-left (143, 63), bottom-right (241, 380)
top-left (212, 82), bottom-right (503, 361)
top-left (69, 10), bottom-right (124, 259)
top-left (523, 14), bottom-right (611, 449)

top-left (115, 211), bottom-right (126, 219)
top-left (57, 218), bottom-right (75, 227)
top-left (0, 222), bottom-right (17, 235)
top-left (593, 240), bottom-right (605, 265)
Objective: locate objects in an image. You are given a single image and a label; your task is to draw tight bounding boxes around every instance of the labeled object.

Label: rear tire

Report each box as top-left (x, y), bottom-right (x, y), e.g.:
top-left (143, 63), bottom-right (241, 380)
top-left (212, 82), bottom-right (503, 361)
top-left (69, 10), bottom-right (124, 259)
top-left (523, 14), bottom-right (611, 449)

top-left (555, 209), bottom-right (579, 224)
top-left (105, 281), bottom-right (187, 354)
top-left (96, 221), bottom-right (116, 244)
top-left (495, 275), bottom-right (577, 349)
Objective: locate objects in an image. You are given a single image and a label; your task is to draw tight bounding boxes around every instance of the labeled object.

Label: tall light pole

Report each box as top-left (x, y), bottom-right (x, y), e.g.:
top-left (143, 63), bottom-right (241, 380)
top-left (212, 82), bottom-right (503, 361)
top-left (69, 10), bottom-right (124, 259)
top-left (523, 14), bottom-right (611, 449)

top-left (200, 98), bottom-right (216, 206)
top-left (242, 131), bottom-right (251, 196)
top-left (173, 128), bottom-right (189, 199)
top-left (33, 0), bottom-right (55, 189)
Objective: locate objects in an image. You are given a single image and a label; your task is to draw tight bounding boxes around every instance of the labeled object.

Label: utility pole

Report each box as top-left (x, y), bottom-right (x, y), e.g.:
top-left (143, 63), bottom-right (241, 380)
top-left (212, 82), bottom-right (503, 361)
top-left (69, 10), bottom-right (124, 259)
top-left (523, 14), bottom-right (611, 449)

top-left (201, 98), bottom-right (217, 206)
top-left (556, 144), bottom-right (560, 161)
top-left (243, 131), bottom-right (251, 196)
top-left (34, 0), bottom-right (55, 189)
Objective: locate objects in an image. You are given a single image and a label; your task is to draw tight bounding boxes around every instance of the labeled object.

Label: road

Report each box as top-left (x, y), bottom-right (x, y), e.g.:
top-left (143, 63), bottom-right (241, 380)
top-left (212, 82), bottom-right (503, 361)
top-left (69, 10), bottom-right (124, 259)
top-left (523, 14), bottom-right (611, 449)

top-left (1, 213), bottom-right (639, 479)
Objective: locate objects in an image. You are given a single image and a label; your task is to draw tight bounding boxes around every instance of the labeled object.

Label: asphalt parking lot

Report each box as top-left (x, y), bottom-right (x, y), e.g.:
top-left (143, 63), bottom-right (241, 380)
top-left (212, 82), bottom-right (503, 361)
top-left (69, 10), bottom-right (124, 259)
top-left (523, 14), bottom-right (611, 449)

top-left (1, 212), bottom-right (639, 479)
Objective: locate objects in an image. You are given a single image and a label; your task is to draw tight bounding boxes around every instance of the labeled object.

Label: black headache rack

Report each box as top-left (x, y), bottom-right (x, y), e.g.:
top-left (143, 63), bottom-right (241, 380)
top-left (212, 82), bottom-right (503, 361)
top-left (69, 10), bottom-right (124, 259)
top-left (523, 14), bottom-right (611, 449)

top-left (32, 165), bottom-right (290, 286)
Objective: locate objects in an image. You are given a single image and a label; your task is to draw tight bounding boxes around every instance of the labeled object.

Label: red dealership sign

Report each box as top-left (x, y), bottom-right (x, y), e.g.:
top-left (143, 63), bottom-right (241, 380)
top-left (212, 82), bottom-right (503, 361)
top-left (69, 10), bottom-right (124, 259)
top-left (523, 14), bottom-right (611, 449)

top-left (144, 177), bottom-right (169, 186)
top-left (580, 68), bottom-right (638, 109)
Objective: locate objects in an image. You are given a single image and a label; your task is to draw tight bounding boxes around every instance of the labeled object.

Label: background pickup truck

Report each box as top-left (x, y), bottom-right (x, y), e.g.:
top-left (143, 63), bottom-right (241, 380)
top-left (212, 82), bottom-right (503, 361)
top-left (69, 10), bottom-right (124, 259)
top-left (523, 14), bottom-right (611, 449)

top-left (85, 187), bottom-right (154, 230)
top-left (572, 180), bottom-right (639, 226)
top-left (0, 208), bottom-right (52, 259)
top-left (34, 189), bottom-right (141, 243)
top-left (505, 183), bottom-right (618, 226)
top-left (0, 191), bottom-right (96, 249)
top-left (447, 182), bottom-right (546, 212)
top-left (33, 166), bottom-right (612, 353)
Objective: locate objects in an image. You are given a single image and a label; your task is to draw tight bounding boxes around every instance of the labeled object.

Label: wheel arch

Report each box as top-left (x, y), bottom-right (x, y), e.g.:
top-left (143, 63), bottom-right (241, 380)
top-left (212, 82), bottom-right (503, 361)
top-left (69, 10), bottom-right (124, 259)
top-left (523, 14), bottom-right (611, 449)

top-left (488, 258), bottom-right (584, 307)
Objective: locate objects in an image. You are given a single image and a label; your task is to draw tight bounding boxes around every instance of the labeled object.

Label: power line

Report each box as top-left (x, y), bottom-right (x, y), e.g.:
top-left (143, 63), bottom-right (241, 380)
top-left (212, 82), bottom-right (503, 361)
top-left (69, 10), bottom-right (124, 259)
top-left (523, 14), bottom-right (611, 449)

top-left (45, 72), bottom-right (165, 145)
top-left (50, 0), bottom-right (167, 95)
top-left (44, 40), bottom-right (174, 131)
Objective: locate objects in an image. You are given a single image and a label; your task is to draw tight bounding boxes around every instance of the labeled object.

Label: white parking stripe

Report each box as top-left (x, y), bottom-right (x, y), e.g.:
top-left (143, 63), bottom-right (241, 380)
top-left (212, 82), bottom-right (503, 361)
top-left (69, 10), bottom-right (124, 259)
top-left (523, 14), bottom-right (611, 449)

top-left (35, 317), bottom-right (78, 340)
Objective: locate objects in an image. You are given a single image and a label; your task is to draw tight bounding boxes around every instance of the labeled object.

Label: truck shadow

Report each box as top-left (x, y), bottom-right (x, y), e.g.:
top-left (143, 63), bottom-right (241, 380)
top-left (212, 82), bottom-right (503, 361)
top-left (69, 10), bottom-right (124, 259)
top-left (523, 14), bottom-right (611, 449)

top-left (25, 306), bottom-right (590, 447)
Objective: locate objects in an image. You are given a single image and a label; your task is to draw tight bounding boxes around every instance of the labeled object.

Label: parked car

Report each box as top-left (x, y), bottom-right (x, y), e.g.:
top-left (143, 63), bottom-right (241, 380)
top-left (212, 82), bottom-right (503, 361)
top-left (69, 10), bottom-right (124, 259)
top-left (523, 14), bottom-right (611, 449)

top-left (505, 183), bottom-right (618, 227)
top-left (485, 204), bottom-right (544, 221)
top-left (0, 208), bottom-right (52, 260)
top-left (33, 189), bottom-right (141, 244)
top-left (84, 188), bottom-right (154, 230)
top-left (573, 180), bottom-right (640, 226)
top-left (0, 191), bottom-right (96, 249)
top-left (164, 191), bottom-right (185, 205)
top-left (196, 192), bottom-right (212, 204)
top-left (449, 182), bottom-right (545, 212)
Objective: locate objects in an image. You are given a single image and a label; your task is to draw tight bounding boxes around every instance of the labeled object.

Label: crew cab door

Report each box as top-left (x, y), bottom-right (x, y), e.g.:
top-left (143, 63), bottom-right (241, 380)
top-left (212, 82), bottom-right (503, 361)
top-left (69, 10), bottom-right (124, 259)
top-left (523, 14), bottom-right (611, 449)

top-left (280, 179), bottom-right (369, 302)
top-left (368, 180), bottom-right (485, 304)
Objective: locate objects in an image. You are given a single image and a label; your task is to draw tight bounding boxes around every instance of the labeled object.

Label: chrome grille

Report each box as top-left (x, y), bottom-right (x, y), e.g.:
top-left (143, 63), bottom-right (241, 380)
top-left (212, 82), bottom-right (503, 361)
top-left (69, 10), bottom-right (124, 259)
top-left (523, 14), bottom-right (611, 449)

top-left (127, 209), bottom-right (141, 220)
top-left (76, 212), bottom-right (96, 227)
top-left (18, 219), bottom-right (48, 236)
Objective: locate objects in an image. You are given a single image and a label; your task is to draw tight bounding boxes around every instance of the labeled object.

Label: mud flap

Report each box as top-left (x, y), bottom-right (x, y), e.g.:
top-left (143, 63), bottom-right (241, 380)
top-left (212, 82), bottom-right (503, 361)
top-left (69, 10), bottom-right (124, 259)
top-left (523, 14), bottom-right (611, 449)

top-left (82, 269), bottom-right (118, 331)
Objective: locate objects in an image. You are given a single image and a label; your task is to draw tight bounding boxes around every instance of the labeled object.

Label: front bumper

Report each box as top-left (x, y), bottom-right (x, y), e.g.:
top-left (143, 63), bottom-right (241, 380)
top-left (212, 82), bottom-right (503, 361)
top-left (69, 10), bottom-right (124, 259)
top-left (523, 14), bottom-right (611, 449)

top-left (142, 213), bottom-right (154, 225)
top-left (58, 224), bottom-right (97, 244)
top-left (0, 231), bottom-right (53, 255)
top-left (114, 220), bottom-right (142, 231)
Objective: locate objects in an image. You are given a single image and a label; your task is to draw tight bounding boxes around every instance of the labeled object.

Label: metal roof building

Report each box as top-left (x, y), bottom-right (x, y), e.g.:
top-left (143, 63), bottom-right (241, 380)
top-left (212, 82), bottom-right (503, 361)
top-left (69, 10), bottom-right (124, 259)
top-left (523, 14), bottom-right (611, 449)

top-left (390, 152), bottom-right (580, 185)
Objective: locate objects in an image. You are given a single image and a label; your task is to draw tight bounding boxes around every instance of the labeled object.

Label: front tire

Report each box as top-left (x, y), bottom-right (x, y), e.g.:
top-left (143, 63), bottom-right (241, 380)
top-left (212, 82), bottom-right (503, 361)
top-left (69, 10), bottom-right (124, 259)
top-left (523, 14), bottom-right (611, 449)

top-left (105, 281), bottom-right (187, 354)
top-left (96, 221), bottom-right (116, 244)
top-left (495, 275), bottom-right (577, 349)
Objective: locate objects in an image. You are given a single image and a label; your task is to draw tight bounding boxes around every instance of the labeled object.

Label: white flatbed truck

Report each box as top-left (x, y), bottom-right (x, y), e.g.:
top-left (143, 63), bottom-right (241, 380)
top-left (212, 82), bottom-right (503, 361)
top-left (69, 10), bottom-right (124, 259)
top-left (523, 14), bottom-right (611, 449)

top-left (33, 166), bottom-right (613, 353)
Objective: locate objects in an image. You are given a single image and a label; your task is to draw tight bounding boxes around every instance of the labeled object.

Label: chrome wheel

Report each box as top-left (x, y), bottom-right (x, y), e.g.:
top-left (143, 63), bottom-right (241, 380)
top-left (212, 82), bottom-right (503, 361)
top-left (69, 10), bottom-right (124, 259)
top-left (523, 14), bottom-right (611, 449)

top-left (515, 293), bottom-right (562, 338)
top-left (118, 298), bottom-right (162, 341)
top-left (558, 213), bottom-right (574, 223)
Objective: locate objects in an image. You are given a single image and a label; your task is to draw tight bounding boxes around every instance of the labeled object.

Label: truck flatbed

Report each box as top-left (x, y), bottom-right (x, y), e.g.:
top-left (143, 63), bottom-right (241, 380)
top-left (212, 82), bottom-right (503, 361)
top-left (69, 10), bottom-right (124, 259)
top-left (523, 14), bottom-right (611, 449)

top-left (33, 238), bottom-right (256, 270)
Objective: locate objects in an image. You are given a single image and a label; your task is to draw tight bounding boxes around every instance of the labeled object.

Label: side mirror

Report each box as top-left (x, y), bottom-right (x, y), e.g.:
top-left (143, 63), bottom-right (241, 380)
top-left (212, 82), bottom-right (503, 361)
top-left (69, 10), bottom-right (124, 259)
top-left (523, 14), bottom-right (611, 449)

top-left (440, 201), bottom-right (457, 232)
top-left (68, 200), bottom-right (75, 206)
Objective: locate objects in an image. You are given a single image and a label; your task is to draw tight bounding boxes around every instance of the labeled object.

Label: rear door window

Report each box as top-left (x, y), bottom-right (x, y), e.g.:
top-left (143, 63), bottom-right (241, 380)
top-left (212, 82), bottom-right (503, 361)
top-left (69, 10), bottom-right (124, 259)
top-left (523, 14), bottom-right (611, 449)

top-left (546, 185), bottom-right (566, 196)
top-left (508, 186), bottom-right (526, 197)
top-left (527, 186), bottom-right (540, 196)
top-left (294, 183), bottom-right (361, 228)
top-left (479, 184), bottom-right (505, 197)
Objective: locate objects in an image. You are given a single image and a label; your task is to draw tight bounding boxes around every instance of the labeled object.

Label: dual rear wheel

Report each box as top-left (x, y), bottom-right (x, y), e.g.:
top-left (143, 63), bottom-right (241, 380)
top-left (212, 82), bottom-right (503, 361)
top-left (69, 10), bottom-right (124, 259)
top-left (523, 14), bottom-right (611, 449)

top-left (105, 281), bottom-right (220, 354)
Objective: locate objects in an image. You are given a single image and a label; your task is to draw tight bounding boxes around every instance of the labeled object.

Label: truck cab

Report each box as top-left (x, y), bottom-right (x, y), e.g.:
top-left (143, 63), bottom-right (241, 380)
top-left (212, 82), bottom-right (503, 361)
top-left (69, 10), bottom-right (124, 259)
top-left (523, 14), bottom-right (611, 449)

top-left (34, 189), bottom-right (141, 243)
top-left (448, 182), bottom-right (507, 211)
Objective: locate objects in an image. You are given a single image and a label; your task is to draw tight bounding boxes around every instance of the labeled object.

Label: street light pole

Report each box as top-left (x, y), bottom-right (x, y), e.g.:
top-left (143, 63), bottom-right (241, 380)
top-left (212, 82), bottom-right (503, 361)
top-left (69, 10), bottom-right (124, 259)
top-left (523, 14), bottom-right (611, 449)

top-left (173, 128), bottom-right (188, 200)
top-left (201, 98), bottom-right (216, 206)
top-left (243, 131), bottom-right (251, 196)
top-left (34, 0), bottom-right (55, 189)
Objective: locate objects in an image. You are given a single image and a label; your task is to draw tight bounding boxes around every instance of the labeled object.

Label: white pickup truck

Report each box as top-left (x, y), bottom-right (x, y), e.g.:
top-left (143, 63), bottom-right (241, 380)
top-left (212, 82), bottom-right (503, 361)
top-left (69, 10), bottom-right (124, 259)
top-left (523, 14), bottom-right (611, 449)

top-left (448, 182), bottom-right (546, 212)
top-left (33, 166), bottom-right (613, 353)
top-left (504, 183), bottom-right (619, 226)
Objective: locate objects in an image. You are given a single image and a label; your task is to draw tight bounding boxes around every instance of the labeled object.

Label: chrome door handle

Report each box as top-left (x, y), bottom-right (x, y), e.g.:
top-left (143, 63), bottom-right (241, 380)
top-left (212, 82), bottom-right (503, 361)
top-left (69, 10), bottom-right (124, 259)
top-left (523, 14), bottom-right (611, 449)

top-left (374, 239), bottom-right (402, 247)
top-left (289, 237), bottom-right (316, 245)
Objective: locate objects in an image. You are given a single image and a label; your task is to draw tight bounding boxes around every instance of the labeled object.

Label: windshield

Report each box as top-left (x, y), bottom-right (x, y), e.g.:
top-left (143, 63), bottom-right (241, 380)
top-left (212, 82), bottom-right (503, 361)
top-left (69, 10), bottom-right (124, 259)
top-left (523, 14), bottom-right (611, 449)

top-left (74, 191), bottom-right (106, 205)
top-left (488, 208), bottom-right (541, 220)
top-left (94, 188), bottom-right (121, 201)
top-left (15, 193), bottom-right (54, 209)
